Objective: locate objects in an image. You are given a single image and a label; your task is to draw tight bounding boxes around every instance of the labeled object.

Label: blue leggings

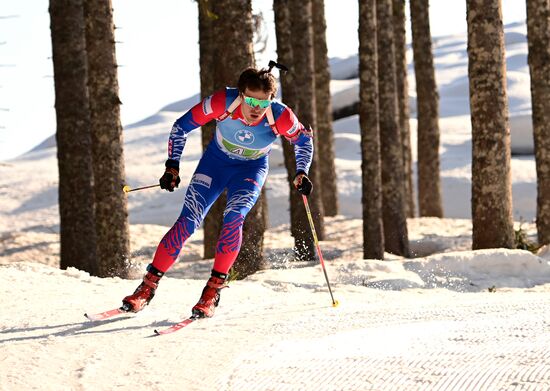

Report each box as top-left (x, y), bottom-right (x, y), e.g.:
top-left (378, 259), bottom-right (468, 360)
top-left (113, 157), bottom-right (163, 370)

top-left (152, 144), bottom-right (268, 273)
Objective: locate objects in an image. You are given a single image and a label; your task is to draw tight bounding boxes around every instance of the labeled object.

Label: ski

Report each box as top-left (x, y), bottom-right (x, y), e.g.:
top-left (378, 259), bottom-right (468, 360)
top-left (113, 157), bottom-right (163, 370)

top-left (84, 306), bottom-right (131, 321)
top-left (154, 314), bottom-right (201, 335)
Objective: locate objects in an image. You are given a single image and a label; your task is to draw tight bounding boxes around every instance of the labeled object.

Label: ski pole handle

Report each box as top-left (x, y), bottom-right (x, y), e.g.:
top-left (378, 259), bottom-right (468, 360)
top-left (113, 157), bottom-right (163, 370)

top-left (122, 184), bottom-right (160, 193)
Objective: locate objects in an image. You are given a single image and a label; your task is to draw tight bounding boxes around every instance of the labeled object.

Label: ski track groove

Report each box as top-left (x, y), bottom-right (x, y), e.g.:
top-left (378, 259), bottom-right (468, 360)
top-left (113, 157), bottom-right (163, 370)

top-left (530, 353), bottom-right (550, 383)
top-left (3, 275), bottom-right (549, 390)
top-left (217, 294), bottom-right (550, 390)
top-left (519, 349), bottom-right (550, 389)
top-left (475, 361), bottom-right (506, 391)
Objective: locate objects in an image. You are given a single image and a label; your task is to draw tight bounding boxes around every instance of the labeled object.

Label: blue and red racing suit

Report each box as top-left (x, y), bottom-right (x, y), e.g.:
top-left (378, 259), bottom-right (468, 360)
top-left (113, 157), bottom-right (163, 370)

top-left (151, 87), bottom-right (314, 274)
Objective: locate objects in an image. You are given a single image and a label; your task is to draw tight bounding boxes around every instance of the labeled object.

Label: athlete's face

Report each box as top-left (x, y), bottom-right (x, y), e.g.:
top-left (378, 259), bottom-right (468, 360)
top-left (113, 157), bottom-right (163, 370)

top-left (241, 88), bottom-right (271, 124)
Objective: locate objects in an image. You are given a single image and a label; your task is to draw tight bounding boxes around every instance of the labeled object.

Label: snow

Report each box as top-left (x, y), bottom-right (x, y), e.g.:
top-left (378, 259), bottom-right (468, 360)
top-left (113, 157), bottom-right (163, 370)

top-left (2, 256), bottom-right (549, 390)
top-left (1, 21), bottom-right (550, 390)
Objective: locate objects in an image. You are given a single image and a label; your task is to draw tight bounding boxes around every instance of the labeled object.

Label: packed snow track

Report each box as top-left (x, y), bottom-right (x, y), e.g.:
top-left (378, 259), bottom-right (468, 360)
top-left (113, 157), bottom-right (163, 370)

top-left (1, 262), bottom-right (549, 390)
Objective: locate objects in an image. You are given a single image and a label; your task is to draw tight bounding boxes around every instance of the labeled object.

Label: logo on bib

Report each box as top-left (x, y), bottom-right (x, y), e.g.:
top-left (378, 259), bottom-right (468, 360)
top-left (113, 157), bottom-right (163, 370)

top-left (235, 129), bottom-right (255, 145)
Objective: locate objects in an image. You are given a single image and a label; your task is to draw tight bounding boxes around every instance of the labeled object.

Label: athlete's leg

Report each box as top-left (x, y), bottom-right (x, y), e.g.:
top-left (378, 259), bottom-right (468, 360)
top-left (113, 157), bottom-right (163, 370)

top-left (213, 163), bottom-right (268, 274)
top-left (123, 149), bottom-right (234, 312)
top-left (191, 162), bottom-right (268, 317)
top-left (151, 156), bottom-right (228, 273)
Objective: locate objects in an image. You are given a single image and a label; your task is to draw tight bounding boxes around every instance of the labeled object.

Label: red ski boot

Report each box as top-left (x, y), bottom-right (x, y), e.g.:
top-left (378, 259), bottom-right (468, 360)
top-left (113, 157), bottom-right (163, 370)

top-left (192, 272), bottom-right (228, 318)
top-left (122, 265), bottom-right (164, 312)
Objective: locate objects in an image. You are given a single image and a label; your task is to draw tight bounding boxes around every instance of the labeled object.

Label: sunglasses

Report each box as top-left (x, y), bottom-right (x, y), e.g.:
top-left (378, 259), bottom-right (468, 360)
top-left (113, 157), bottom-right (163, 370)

top-left (243, 96), bottom-right (272, 109)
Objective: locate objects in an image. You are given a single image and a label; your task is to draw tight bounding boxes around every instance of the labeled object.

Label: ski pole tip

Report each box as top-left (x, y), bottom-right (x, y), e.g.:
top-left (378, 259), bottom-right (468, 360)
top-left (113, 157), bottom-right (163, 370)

top-left (122, 185), bottom-right (131, 193)
top-left (332, 300), bottom-right (339, 308)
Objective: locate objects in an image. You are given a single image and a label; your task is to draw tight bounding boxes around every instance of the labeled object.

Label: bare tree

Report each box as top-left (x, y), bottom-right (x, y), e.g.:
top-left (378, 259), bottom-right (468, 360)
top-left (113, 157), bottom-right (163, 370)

top-left (273, 0), bottom-right (309, 260)
top-left (312, 0), bottom-right (338, 216)
top-left (50, 0), bottom-right (98, 275)
top-left (275, 0), bottom-right (326, 260)
top-left (393, 0), bottom-right (415, 218)
top-left (359, 0), bottom-right (384, 259)
top-left (274, 0), bottom-right (325, 261)
top-left (84, 0), bottom-right (130, 277)
top-left (290, 0), bottom-right (326, 247)
top-left (410, 0), bottom-right (443, 217)
top-left (526, 0), bottom-right (550, 245)
top-left (376, 0), bottom-right (410, 256)
top-left (466, 0), bottom-right (514, 249)
top-left (198, 0), bottom-right (222, 261)
top-left (198, 0), bottom-right (267, 277)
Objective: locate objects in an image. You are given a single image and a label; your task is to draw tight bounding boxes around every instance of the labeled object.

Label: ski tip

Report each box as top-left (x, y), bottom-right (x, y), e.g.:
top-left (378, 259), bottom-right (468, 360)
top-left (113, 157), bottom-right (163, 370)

top-left (84, 313), bottom-right (100, 321)
top-left (84, 313), bottom-right (97, 321)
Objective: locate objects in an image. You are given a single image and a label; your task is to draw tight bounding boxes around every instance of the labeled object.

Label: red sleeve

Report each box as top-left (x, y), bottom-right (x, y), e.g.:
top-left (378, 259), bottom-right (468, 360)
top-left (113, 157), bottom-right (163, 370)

top-left (275, 107), bottom-right (304, 141)
top-left (189, 89), bottom-right (227, 125)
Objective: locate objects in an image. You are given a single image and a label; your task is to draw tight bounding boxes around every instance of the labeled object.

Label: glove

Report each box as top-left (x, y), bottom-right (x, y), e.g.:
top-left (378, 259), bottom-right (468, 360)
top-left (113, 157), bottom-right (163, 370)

top-left (293, 170), bottom-right (313, 196)
top-left (159, 159), bottom-right (180, 192)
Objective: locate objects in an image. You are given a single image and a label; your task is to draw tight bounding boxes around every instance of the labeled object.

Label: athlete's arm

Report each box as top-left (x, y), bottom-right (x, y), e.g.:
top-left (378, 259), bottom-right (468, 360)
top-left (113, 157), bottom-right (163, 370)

top-left (167, 90), bottom-right (227, 162)
top-left (275, 107), bottom-right (314, 174)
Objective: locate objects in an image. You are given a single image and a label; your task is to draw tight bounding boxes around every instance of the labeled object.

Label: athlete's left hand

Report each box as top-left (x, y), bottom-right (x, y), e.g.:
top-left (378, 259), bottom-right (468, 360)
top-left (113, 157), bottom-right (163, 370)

top-left (293, 171), bottom-right (313, 196)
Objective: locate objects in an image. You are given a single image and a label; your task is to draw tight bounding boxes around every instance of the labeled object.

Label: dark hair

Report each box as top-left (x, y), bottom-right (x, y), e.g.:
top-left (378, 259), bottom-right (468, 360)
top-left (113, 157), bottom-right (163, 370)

top-left (238, 67), bottom-right (278, 99)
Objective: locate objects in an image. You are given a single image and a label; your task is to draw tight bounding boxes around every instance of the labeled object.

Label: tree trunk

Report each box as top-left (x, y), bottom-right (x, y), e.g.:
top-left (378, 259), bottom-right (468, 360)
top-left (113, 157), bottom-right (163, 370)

top-left (393, 0), bottom-right (415, 218)
top-left (359, 0), bottom-right (385, 259)
top-left (273, 0), bottom-right (311, 260)
top-left (198, 0), bottom-right (224, 260)
top-left (312, 0), bottom-right (338, 216)
top-left (466, 0), bottom-right (514, 249)
top-left (50, 0), bottom-right (98, 275)
top-left (198, 0), bottom-right (216, 147)
top-left (376, 0), bottom-right (410, 257)
top-left (84, 0), bottom-right (130, 277)
top-left (410, 0), bottom-right (443, 217)
top-left (198, 0), bottom-right (267, 276)
top-left (288, 0), bottom-right (326, 260)
top-left (526, 0), bottom-right (550, 245)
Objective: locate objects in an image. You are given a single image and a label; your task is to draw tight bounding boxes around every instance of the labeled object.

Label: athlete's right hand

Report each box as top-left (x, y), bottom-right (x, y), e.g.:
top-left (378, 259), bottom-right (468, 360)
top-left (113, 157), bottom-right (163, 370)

top-left (159, 159), bottom-right (181, 192)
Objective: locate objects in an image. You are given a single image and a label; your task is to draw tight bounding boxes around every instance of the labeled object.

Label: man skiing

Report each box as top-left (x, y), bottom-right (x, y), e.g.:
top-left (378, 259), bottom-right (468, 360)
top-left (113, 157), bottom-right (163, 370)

top-left (122, 64), bottom-right (314, 318)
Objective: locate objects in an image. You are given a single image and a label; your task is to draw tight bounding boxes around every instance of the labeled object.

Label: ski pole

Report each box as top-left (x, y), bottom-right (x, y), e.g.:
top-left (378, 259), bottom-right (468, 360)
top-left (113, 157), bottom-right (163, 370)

top-left (301, 194), bottom-right (339, 308)
top-left (122, 184), bottom-right (160, 193)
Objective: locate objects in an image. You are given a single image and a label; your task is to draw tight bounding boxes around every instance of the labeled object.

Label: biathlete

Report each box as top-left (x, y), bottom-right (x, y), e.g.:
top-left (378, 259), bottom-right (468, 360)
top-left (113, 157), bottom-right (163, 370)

top-left (122, 65), bottom-right (315, 318)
